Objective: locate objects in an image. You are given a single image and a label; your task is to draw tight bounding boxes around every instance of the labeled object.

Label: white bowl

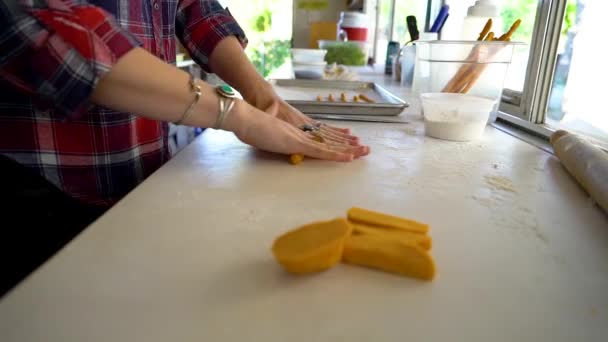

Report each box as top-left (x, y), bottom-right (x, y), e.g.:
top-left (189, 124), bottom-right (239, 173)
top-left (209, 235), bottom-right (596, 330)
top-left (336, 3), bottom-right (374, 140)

top-left (291, 48), bottom-right (327, 64)
top-left (420, 93), bottom-right (496, 141)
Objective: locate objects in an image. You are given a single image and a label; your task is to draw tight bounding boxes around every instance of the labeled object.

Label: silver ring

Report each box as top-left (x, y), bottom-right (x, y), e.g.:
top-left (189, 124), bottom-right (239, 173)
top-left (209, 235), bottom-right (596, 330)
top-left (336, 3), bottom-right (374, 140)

top-left (300, 123), bottom-right (320, 132)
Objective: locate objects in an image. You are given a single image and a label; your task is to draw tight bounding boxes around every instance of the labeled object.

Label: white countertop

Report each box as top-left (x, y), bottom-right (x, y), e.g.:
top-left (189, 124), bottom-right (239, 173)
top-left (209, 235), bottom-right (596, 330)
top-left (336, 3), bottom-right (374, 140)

top-left (1, 72), bottom-right (607, 341)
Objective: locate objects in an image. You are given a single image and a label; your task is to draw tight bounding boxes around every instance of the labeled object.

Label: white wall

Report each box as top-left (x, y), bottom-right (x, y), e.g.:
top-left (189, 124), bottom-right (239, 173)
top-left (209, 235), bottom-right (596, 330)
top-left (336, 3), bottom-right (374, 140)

top-left (292, 1), bottom-right (349, 48)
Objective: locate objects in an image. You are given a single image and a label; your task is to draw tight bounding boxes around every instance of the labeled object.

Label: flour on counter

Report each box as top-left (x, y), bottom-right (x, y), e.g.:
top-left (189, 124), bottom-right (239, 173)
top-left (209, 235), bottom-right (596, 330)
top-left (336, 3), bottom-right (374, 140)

top-left (484, 175), bottom-right (517, 193)
top-left (472, 174), bottom-right (548, 245)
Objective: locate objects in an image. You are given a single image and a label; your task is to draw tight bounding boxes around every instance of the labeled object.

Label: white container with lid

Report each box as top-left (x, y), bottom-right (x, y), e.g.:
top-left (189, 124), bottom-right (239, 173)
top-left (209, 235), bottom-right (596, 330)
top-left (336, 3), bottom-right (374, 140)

top-left (337, 11), bottom-right (369, 42)
top-left (421, 93), bottom-right (496, 141)
top-left (462, 0), bottom-right (503, 40)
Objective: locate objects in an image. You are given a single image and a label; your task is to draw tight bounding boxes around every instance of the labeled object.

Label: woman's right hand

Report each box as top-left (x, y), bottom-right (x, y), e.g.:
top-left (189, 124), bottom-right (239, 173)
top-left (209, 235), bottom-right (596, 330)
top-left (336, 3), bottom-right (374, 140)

top-left (222, 100), bottom-right (369, 162)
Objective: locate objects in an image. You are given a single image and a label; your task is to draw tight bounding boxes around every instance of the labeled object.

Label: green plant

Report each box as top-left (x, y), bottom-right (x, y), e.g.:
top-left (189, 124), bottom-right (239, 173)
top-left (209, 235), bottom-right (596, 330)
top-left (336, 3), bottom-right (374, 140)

top-left (324, 42), bottom-right (367, 66)
top-left (252, 9), bottom-right (272, 33)
top-left (500, 0), bottom-right (538, 43)
top-left (501, 0), bottom-right (578, 42)
top-left (563, 1), bottom-right (577, 35)
top-left (249, 40), bottom-right (291, 77)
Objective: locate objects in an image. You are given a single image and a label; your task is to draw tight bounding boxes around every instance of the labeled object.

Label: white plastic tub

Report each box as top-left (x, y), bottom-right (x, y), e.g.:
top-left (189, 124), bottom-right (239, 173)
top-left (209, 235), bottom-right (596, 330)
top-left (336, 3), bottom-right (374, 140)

top-left (420, 93), bottom-right (496, 141)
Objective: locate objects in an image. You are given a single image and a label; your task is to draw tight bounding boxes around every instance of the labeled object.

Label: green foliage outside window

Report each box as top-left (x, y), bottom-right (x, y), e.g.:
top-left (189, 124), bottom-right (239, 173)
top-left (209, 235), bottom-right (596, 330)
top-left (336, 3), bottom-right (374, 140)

top-left (247, 8), bottom-right (291, 77)
top-left (249, 40), bottom-right (291, 77)
top-left (501, 0), bottom-right (577, 42)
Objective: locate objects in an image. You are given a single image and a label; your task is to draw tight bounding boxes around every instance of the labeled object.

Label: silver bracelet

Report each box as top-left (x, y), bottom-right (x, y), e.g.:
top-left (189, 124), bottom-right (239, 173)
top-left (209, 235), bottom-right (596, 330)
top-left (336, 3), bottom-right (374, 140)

top-left (175, 76), bottom-right (201, 125)
top-left (213, 97), bottom-right (236, 130)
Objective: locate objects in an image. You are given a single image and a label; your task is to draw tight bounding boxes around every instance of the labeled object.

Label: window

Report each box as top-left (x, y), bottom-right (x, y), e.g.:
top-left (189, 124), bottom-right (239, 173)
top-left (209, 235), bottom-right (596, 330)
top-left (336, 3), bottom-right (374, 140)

top-left (373, 0), bottom-right (429, 64)
top-left (434, 0), bottom-right (607, 147)
top-left (222, 0), bottom-right (293, 77)
top-left (392, 1), bottom-right (428, 46)
top-left (545, 0), bottom-right (607, 146)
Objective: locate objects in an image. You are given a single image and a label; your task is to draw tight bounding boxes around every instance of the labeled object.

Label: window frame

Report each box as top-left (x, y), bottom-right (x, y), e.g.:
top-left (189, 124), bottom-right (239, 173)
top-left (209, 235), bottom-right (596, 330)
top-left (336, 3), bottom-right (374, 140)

top-left (498, 0), bottom-right (568, 128)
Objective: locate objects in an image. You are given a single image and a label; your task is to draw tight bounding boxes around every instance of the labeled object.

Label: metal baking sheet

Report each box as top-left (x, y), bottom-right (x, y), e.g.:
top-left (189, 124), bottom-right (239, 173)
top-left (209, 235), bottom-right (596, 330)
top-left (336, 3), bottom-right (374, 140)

top-left (270, 79), bottom-right (409, 116)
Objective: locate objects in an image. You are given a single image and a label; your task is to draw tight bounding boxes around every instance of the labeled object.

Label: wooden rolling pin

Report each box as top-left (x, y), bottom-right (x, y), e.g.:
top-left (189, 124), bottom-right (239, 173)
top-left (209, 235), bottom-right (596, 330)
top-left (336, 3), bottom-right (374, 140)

top-left (550, 130), bottom-right (608, 212)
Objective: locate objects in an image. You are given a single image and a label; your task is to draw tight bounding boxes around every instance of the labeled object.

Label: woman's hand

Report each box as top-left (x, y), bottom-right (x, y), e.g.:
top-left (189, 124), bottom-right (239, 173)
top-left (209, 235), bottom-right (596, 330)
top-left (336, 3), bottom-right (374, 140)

top-left (244, 83), bottom-right (367, 148)
top-left (222, 100), bottom-right (369, 162)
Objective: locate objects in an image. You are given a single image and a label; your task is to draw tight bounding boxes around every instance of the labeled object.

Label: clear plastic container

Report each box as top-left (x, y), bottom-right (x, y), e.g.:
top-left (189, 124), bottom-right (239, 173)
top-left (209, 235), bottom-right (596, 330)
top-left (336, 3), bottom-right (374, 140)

top-left (291, 48), bottom-right (327, 64)
top-left (414, 40), bottom-right (522, 124)
top-left (318, 40), bottom-right (369, 66)
top-left (421, 93), bottom-right (496, 141)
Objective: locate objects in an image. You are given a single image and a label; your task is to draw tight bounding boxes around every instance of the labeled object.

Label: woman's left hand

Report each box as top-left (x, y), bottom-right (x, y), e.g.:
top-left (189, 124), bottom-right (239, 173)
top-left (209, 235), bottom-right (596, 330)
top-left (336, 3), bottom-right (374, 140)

top-left (245, 84), bottom-right (367, 149)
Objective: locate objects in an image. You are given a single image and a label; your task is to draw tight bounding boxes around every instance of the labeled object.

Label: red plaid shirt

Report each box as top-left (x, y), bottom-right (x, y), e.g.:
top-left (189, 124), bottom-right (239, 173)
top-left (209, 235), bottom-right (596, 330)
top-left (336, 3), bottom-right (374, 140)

top-left (0, 0), bottom-right (246, 207)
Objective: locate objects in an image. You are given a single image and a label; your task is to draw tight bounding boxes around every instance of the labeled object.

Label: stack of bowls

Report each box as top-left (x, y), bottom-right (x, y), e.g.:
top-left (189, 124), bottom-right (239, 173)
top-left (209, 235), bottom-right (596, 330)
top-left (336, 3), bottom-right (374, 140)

top-left (291, 48), bottom-right (327, 79)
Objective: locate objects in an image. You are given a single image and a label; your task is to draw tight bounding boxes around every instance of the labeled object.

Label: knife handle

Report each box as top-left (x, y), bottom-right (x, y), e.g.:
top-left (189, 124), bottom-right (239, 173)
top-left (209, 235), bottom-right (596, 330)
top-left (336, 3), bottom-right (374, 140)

top-left (406, 16), bottom-right (419, 42)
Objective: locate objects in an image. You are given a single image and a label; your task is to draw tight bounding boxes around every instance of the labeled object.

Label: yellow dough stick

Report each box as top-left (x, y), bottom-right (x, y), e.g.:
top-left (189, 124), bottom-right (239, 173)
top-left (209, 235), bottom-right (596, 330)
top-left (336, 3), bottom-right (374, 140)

top-left (342, 234), bottom-right (436, 280)
top-left (352, 223), bottom-right (432, 250)
top-left (498, 19), bottom-right (521, 41)
top-left (340, 92), bottom-right (347, 102)
top-left (347, 207), bottom-right (429, 234)
top-left (272, 218), bottom-right (353, 274)
top-left (289, 153), bottom-right (304, 165)
top-left (358, 94), bottom-right (375, 103)
top-left (328, 93), bottom-right (335, 102)
top-left (316, 95), bottom-right (323, 102)
top-left (477, 18), bottom-right (492, 41)
top-left (353, 95), bottom-right (360, 103)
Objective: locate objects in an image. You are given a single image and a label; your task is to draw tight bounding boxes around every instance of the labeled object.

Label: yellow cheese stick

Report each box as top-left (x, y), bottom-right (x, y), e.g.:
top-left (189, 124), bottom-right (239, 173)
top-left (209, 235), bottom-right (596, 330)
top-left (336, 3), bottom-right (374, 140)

top-left (343, 234), bottom-right (435, 280)
top-left (272, 218), bottom-right (353, 274)
top-left (347, 207), bottom-right (429, 234)
top-left (352, 223), bottom-right (432, 250)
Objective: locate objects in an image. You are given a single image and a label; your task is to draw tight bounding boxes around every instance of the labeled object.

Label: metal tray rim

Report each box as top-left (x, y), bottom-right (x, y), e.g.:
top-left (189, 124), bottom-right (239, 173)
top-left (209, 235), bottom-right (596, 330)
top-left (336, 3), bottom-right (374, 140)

top-left (270, 79), bottom-right (409, 116)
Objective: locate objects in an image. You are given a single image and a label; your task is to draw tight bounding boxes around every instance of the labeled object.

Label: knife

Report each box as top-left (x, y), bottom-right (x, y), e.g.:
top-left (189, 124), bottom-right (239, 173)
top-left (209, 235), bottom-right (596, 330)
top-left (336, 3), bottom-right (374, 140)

top-left (307, 114), bottom-right (409, 124)
top-left (406, 16), bottom-right (419, 42)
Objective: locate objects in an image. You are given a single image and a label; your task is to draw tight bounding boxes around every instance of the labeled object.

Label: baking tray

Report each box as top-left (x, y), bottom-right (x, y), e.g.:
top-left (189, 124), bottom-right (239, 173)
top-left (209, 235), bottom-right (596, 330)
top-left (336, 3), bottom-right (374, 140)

top-left (270, 79), bottom-right (409, 116)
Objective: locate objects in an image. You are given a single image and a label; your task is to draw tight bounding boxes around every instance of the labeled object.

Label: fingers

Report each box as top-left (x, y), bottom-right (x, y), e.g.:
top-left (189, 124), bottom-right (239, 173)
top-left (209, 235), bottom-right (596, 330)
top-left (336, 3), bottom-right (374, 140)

top-left (324, 142), bottom-right (370, 158)
top-left (301, 140), bottom-right (354, 162)
top-left (305, 133), bottom-right (369, 158)
top-left (315, 122), bottom-right (351, 134)
top-left (318, 126), bottom-right (360, 145)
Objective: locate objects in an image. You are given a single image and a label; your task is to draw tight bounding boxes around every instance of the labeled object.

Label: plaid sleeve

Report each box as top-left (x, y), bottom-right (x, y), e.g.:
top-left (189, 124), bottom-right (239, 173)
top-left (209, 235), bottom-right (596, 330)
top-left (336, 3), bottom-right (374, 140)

top-left (0, 1), bottom-right (141, 118)
top-left (176, 0), bottom-right (247, 72)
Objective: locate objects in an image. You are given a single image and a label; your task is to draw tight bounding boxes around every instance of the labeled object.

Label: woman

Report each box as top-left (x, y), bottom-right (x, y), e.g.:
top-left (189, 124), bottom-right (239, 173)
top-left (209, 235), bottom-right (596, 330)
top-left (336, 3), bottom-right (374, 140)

top-left (0, 0), bottom-right (369, 295)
